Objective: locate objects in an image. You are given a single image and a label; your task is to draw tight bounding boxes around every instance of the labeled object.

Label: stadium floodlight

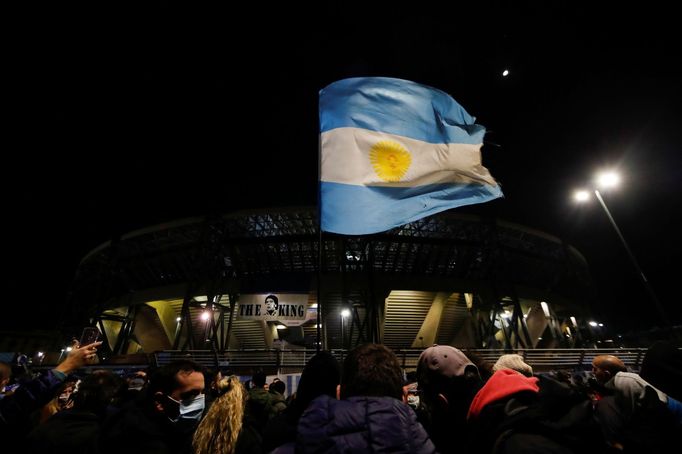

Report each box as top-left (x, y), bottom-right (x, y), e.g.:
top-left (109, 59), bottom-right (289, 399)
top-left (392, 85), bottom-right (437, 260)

top-left (340, 308), bottom-right (351, 352)
top-left (574, 171), bottom-right (667, 326)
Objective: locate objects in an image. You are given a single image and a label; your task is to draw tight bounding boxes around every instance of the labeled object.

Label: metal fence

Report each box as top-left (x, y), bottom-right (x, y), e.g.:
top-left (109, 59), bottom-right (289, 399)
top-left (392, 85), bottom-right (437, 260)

top-left (153, 348), bottom-right (650, 373)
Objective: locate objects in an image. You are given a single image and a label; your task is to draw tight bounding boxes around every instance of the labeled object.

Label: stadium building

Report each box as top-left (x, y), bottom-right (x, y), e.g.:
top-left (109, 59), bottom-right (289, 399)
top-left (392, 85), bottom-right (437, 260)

top-left (68, 207), bottom-right (594, 358)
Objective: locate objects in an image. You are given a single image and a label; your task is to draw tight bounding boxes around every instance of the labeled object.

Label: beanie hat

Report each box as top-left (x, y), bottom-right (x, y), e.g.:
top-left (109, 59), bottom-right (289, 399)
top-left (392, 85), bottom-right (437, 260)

top-left (492, 354), bottom-right (533, 377)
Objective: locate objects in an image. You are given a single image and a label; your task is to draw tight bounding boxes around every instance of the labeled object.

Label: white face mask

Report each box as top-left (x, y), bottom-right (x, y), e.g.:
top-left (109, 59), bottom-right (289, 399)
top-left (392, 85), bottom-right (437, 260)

top-left (166, 393), bottom-right (205, 423)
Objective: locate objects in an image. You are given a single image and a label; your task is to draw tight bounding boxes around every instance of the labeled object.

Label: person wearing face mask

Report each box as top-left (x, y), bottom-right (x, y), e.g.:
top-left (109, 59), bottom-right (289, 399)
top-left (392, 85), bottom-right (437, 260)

top-left (100, 360), bottom-right (206, 454)
top-left (27, 371), bottom-right (127, 453)
top-left (0, 340), bottom-right (101, 453)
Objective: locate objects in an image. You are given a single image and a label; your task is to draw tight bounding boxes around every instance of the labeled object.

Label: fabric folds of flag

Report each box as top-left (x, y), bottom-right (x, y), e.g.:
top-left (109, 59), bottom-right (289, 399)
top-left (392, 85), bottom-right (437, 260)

top-left (319, 77), bottom-right (503, 235)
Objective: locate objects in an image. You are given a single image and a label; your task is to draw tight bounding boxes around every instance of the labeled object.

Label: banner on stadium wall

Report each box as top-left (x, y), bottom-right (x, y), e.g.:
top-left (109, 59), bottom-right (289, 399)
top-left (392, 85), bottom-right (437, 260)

top-left (236, 293), bottom-right (313, 326)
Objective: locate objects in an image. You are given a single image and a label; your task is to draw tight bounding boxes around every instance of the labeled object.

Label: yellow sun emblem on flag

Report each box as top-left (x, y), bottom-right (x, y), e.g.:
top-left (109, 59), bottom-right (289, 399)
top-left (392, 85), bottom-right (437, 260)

top-left (369, 140), bottom-right (412, 182)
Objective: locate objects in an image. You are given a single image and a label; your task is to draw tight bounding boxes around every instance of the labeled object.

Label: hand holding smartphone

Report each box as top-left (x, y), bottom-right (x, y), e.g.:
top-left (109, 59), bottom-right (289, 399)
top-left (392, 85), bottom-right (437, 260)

top-left (79, 327), bottom-right (100, 347)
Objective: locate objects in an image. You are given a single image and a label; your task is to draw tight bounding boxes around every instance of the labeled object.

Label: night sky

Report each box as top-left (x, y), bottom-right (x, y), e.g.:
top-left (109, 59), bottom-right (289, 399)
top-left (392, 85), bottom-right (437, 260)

top-left (5, 2), bottom-right (681, 335)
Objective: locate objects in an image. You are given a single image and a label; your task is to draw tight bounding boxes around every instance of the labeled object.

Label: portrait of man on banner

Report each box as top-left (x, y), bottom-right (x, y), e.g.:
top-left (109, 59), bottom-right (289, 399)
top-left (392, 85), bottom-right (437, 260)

top-left (264, 294), bottom-right (279, 316)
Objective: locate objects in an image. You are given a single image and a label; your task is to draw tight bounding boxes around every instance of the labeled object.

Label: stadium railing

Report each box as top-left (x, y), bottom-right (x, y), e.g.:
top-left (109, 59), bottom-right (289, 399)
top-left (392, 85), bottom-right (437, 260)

top-left (151, 348), bottom-right (649, 373)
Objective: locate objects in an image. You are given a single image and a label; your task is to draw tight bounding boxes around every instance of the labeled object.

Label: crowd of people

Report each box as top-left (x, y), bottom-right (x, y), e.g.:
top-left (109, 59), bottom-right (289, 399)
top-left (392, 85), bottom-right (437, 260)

top-left (1, 340), bottom-right (680, 453)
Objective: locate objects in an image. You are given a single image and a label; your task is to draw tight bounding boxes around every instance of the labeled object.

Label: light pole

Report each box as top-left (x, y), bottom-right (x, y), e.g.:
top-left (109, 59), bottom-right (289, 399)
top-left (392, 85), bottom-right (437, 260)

top-left (340, 309), bottom-right (350, 355)
top-left (574, 171), bottom-right (668, 327)
top-left (174, 317), bottom-right (182, 346)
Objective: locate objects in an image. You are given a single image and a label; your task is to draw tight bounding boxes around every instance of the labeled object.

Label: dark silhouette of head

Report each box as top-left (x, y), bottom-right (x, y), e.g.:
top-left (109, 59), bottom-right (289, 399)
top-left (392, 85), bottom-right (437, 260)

top-left (252, 369), bottom-right (267, 388)
top-left (72, 370), bottom-right (127, 416)
top-left (293, 351), bottom-right (340, 416)
top-left (341, 343), bottom-right (403, 400)
top-left (270, 379), bottom-right (286, 395)
top-left (640, 340), bottom-right (682, 401)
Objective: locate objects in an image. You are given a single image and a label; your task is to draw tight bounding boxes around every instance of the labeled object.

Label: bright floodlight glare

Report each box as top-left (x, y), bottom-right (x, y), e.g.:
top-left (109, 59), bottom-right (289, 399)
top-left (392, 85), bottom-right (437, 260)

top-left (310, 303), bottom-right (318, 309)
top-left (540, 301), bottom-right (551, 317)
top-left (502, 69), bottom-right (509, 76)
top-left (200, 311), bottom-right (210, 321)
top-left (574, 190), bottom-right (590, 202)
top-left (596, 171), bottom-right (620, 188)
top-left (589, 321), bottom-right (598, 327)
top-left (66, 346), bottom-right (73, 352)
top-left (341, 309), bottom-right (351, 318)
top-left (37, 351), bottom-right (44, 357)
top-left (276, 324), bottom-right (286, 330)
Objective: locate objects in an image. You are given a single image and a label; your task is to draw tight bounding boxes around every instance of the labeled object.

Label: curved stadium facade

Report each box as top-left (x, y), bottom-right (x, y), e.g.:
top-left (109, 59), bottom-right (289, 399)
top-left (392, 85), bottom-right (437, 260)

top-left (69, 207), bottom-right (593, 356)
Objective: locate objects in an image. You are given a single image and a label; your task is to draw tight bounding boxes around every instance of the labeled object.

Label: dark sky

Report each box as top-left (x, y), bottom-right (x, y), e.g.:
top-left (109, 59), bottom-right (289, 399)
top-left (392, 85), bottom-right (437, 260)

top-left (5, 2), bottom-right (681, 334)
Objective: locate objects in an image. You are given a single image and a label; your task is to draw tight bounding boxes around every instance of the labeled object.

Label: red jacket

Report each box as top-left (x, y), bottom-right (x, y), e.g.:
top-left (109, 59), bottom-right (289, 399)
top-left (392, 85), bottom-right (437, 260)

top-left (467, 369), bottom-right (539, 419)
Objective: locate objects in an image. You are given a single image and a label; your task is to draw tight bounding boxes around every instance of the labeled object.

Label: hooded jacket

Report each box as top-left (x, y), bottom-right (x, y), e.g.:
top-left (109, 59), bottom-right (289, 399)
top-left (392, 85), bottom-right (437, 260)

top-left (468, 369), bottom-right (539, 419)
top-left (297, 394), bottom-right (436, 453)
top-left (468, 370), bottom-right (606, 454)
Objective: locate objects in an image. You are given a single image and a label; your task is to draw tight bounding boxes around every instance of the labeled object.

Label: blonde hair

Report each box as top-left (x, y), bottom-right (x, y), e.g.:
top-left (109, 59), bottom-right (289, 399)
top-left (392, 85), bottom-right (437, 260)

top-left (193, 375), bottom-right (246, 454)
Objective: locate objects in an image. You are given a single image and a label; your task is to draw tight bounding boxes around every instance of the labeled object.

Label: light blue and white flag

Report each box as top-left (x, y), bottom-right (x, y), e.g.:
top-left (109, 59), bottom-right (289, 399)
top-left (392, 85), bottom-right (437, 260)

top-left (319, 77), bottom-right (503, 235)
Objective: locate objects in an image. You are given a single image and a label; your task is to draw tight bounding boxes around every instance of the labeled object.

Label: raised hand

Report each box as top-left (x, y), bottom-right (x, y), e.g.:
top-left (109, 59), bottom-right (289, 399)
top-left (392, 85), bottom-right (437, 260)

top-left (55, 340), bottom-right (103, 374)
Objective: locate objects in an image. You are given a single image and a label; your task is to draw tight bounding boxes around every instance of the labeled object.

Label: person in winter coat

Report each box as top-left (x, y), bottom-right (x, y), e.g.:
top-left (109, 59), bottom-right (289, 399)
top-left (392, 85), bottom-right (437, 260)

top-left (467, 368), bottom-right (606, 454)
top-left (264, 351), bottom-right (340, 453)
top-left (27, 370), bottom-right (126, 453)
top-left (592, 354), bottom-right (681, 451)
top-left (296, 343), bottom-right (437, 454)
top-left (415, 344), bottom-right (483, 454)
top-left (99, 360), bottom-right (205, 454)
top-left (0, 340), bottom-right (101, 453)
top-left (268, 379), bottom-right (287, 415)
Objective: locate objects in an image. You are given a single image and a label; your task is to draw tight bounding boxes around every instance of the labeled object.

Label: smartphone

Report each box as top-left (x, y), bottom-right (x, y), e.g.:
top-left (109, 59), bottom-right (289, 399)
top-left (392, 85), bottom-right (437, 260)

top-left (79, 327), bottom-right (100, 346)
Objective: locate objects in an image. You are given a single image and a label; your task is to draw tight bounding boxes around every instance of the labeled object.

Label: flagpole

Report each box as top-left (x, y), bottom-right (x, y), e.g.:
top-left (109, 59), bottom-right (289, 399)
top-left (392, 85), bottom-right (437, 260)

top-left (316, 131), bottom-right (322, 353)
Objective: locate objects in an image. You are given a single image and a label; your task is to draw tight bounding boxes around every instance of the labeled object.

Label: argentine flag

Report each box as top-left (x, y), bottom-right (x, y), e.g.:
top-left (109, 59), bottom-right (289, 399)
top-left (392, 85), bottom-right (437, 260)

top-left (319, 77), bottom-right (503, 235)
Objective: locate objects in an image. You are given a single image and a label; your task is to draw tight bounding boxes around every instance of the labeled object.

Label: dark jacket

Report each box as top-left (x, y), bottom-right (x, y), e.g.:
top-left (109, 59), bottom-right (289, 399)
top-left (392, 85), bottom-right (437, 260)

top-left (27, 409), bottom-right (101, 453)
top-left (269, 390), bottom-right (287, 415)
top-left (296, 394), bottom-right (436, 453)
top-left (0, 369), bottom-right (67, 453)
top-left (263, 404), bottom-right (299, 452)
top-left (99, 397), bottom-right (196, 454)
top-left (467, 370), bottom-right (605, 454)
top-left (595, 385), bottom-right (680, 452)
top-left (248, 387), bottom-right (276, 435)
top-left (0, 370), bottom-right (65, 428)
